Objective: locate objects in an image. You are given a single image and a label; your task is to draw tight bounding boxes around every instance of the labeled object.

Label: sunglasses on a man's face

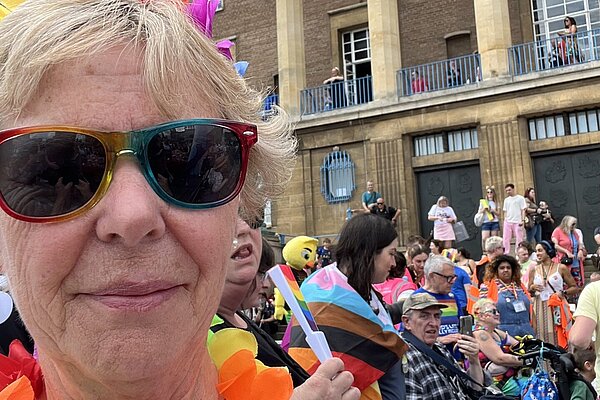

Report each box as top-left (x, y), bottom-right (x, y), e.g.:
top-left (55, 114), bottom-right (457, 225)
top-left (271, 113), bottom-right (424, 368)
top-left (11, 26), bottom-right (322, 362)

top-left (0, 119), bottom-right (257, 223)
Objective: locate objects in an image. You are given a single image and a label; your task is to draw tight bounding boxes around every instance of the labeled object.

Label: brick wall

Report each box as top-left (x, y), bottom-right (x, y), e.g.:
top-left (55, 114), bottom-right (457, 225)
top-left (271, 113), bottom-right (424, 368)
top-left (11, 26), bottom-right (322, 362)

top-left (213, 0), bottom-right (531, 90)
top-left (303, 0), bottom-right (362, 88)
top-left (212, 0), bottom-right (278, 91)
top-left (509, 0), bottom-right (534, 44)
top-left (398, 0), bottom-right (477, 66)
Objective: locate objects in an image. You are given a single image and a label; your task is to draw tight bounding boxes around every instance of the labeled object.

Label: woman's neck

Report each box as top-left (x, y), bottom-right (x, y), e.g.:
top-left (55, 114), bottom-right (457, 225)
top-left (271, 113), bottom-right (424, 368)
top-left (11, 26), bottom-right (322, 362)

top-left (499, 277), bottom-right (512, 285)
top-left (337, 263), bottom-right (350, 276)
top-left (540, 258), bottom-right (553, 267)
top-left (40, 347), bottom-right (219, 400)
top-left (217, 305), bottom-right (248, 329)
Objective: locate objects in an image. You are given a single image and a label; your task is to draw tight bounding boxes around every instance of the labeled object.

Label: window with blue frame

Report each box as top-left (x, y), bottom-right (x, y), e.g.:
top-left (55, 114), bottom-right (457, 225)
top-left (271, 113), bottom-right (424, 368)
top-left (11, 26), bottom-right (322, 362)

top-left (320, 150), bottom-right (356, 204)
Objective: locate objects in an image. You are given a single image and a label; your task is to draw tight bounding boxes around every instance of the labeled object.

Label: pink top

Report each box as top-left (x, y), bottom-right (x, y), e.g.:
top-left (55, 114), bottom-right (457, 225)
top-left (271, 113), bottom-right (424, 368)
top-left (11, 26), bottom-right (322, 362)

top-left (373, 270), bottom-right (417, 304)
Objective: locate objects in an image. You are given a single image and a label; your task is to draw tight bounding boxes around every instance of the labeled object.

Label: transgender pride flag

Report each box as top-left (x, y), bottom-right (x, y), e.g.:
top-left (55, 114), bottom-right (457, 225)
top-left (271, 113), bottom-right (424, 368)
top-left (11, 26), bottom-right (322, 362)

top-left (288, 264), bottom-right (407, 400)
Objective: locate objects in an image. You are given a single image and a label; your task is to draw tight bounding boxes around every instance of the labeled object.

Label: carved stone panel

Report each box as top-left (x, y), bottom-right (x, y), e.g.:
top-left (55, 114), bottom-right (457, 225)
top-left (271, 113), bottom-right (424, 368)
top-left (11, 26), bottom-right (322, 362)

top-left (533, 149), bottom-right (600, 250)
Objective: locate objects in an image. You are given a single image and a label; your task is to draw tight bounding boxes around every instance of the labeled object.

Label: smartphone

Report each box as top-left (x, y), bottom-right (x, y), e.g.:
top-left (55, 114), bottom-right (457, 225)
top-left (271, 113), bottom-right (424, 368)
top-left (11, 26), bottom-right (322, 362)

top-left (459, 315), bottom-right (474, 336)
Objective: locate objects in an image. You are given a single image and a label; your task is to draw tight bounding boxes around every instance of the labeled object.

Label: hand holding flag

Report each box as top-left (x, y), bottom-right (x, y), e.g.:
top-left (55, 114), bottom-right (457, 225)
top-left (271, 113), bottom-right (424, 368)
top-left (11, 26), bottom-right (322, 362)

top-left (268, 264), bottom-right (332, 363)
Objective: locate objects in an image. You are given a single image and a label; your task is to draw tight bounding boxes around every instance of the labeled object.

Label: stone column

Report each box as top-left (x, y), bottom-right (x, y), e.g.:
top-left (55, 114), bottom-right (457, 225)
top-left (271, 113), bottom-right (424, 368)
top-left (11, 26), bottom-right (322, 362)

top-left (276, 0), bottom-right (306, 116)
top-left (478, 120), bottom-right (533, 192)
top-left (474, 0), bottom-right (512, 78)
top-left (367, 0), bottom-right (402, 101)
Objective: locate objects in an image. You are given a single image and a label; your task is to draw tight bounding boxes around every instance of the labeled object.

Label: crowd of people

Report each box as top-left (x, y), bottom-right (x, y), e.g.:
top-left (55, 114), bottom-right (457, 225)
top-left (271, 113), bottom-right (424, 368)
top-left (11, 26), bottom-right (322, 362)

top-left (302, 179), bottom-right (600, 399)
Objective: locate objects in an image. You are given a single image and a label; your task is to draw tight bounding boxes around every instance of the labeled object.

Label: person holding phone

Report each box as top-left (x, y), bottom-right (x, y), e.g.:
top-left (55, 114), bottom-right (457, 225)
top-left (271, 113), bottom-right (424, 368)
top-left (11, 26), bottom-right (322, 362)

top-left (401, 293), bottom-right (484, 400)
top-left (472, 299), bottom-right (523, 395)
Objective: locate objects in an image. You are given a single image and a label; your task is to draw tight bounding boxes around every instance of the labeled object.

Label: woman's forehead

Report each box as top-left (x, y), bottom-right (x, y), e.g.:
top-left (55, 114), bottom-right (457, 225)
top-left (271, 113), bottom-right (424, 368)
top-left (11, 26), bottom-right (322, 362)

top-left (15, 47), bottom-right (219, 130)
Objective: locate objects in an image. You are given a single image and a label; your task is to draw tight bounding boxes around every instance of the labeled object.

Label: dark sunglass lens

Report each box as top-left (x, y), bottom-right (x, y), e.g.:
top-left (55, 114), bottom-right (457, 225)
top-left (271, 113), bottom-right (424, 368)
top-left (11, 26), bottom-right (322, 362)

top-left (147, 124), bottom-right (242, 205)
top-left (248, 218), bottom-right (264, 229)
top-left (0, 131), bottom-right (106, 217)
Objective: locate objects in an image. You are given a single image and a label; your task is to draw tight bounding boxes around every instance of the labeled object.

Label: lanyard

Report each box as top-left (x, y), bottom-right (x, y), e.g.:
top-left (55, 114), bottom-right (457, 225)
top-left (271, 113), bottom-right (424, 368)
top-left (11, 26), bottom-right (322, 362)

top-left (498, 279), bottom-right (518, 299)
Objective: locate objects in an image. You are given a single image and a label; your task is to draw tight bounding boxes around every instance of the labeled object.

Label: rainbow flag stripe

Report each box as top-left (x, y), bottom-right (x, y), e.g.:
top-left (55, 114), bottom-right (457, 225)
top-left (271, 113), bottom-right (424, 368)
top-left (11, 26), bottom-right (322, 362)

top-left (280, 264), bottom-right (318, 332)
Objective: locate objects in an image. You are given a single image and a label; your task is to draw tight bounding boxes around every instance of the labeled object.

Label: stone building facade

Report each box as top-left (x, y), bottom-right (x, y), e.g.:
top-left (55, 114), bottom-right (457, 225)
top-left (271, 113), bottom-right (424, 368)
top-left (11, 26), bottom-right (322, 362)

top-left (214, 0), bottom-right (600, 258)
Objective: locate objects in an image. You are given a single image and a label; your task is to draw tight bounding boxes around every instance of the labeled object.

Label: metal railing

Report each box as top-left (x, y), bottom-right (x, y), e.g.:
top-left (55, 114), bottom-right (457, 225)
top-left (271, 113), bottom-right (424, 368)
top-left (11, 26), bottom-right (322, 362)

top-left (509, 28), bottom-right (600, 76)
top-left (396, 53), bottom-right (482, 97)
top-left (300, 76), bottom-right (373, 115)
top-left (261, 94), bottom-right (279, 119)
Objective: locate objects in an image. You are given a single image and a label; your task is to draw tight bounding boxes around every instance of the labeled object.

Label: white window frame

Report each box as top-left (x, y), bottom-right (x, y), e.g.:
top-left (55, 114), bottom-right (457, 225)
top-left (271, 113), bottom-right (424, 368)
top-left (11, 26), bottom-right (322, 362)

top-left (413, 128), bottom-right (479, 157)
top-left (531, 0), bottom-right (600, 41)
top-left (528, 108), bottom-right (600, 140)
top-left (341, 27), bottom-right (371, 82)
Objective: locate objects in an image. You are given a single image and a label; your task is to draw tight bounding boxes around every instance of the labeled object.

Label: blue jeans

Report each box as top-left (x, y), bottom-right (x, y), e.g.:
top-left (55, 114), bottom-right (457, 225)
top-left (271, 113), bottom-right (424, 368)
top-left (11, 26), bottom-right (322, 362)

top-left (526, 223), bottom-right (541, 244)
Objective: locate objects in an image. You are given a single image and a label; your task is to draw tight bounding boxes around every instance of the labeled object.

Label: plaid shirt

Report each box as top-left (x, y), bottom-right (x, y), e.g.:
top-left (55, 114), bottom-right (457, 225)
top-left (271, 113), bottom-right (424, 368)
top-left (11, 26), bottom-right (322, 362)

top-left (403, 340), bottom-right (471, 400)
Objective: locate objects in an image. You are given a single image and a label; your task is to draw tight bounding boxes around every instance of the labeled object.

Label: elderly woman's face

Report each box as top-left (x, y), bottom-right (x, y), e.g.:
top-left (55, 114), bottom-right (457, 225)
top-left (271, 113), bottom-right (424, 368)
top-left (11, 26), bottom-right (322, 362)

top-left (516, 247), bottom-right (530, 263)
top-left (0, 47), bottom-right (238, 380)
top-left (223, 218), bottom-right (263, 308)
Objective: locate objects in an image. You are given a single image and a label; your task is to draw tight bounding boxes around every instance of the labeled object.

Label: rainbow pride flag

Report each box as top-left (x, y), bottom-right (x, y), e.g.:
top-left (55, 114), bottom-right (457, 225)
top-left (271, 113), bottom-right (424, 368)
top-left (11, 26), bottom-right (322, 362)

top-left (279, 264), bottom-right (317, 331)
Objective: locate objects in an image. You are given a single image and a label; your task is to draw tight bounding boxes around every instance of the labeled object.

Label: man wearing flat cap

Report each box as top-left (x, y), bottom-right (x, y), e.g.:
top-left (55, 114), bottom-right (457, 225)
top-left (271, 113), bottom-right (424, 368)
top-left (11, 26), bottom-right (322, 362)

top-left (400, 293), bottom-right (484, 400)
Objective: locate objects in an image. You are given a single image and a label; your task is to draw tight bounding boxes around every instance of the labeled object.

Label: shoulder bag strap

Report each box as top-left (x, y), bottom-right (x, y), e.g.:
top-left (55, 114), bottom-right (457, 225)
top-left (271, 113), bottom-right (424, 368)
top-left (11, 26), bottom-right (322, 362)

top-left (401, 330), bottom-right (483, 389)
top-left (547, 263), bottom-right (559, 293)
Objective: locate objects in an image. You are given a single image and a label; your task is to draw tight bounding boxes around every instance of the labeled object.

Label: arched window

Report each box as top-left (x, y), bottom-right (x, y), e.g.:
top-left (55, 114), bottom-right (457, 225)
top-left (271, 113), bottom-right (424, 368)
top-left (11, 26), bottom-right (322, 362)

top-left (320, 149), bottom-right (355, 204)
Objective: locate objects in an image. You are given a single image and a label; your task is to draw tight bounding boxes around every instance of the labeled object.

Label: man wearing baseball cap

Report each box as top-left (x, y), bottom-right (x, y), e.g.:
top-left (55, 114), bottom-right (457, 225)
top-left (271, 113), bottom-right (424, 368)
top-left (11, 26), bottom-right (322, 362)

top-left (400, 293), bottom-right (484, 400)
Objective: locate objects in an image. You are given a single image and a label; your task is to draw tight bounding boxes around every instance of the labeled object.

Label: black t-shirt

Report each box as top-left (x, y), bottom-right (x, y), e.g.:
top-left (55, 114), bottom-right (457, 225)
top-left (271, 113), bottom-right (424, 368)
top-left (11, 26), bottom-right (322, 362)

top-left (371, 206), bottom-right (397, 221)
top-left (213, 312), bottom-right (310, 387)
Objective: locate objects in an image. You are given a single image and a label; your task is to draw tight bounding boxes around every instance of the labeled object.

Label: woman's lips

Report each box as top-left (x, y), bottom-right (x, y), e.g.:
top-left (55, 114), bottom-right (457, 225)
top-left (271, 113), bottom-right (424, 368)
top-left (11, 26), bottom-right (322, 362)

top-left (231, 243), bottom-right (252, 260)
top-left (82, 283), bottom-right (181, 312)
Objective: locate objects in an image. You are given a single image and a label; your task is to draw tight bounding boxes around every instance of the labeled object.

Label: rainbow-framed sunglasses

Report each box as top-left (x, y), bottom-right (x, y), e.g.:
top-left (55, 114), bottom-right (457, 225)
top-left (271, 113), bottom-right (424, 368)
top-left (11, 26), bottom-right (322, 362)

top-left (0, 119), bottom-right (257, 223)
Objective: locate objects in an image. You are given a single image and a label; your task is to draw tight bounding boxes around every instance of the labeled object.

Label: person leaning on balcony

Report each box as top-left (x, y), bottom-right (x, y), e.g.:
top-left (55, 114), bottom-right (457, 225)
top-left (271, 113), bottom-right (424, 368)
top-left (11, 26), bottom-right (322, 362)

top-left (362, 180), bottom-right (382, 212)
top-left (447, 59), bottom-right (461, 87)
top-left (323, 66), bottom-right (346, 109)
top-left (410, 70), bottom-right (428, 94)
top-left (370, 197), bottom-right (401, 227)
top-left (558, 16), bottom-right (579, 64)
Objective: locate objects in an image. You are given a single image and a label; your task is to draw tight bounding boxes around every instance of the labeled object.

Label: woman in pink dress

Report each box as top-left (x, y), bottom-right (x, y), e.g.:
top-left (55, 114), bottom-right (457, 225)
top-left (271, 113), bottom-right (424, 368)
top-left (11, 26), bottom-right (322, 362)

top-left (428, 196), bottom-right (457, 249)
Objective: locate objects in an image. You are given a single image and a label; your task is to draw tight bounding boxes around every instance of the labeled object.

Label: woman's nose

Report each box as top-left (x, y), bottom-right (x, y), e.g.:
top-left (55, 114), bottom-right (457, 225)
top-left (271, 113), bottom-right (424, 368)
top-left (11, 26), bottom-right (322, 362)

top-left (93, 158), bottom-right (166, 247)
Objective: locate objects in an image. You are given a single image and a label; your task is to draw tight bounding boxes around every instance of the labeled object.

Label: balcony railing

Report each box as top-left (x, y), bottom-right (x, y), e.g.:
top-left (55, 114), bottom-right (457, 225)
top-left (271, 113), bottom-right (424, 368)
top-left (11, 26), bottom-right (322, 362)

top-left (261, 94), bottom-right (279, 119)
top-left (509, 29), bottom-right (600, 76)
top-left (300, 76), bottom-right (373, 115)
top-left (396, 54), bottom-right (482, 97)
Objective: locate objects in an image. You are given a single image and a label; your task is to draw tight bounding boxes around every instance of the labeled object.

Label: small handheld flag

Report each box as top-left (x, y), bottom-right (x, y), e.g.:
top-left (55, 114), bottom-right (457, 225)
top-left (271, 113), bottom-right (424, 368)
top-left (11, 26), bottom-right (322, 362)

top-left (268, 264), bottom-right (332, 363)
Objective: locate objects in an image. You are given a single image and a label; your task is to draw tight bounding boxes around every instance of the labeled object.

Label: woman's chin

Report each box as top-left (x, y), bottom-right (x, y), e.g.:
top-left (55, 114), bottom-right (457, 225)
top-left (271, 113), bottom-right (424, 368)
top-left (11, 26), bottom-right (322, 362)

top-left (51, 303), bottom-right (207, 382)
top-left (77, 330), bottom-right (197, 381)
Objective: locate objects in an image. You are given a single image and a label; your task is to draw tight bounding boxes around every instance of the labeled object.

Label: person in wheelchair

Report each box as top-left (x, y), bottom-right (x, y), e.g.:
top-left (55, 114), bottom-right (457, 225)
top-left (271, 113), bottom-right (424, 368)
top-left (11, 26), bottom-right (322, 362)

top-left (472, 299), bottom-right (524, 395)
